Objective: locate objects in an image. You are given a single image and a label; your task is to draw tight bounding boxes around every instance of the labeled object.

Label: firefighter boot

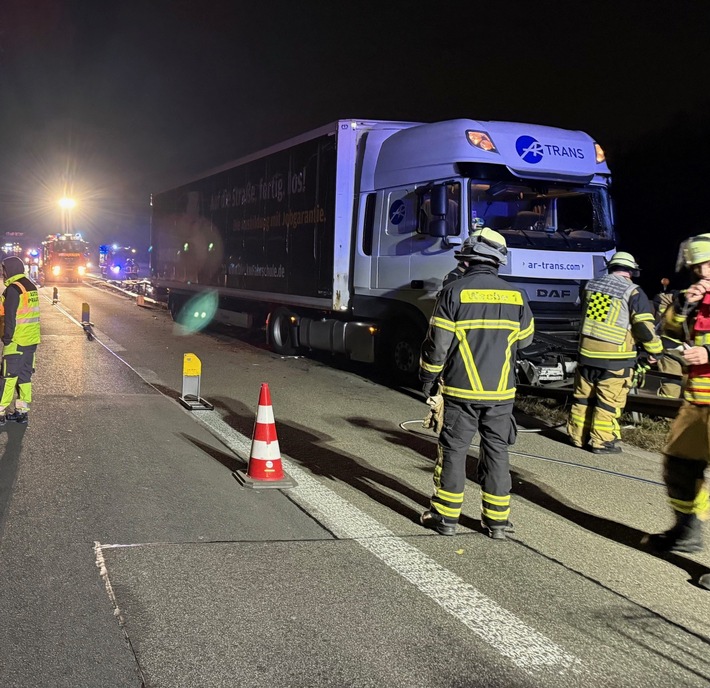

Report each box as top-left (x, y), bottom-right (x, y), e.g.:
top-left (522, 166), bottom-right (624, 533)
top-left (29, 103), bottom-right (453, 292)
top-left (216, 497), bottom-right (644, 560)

top-left (420, 510), bottom-right (457, 536)
top-left (646, 512), bottom-right (704, 554)
top-left (6, 410), bottom-right (28, 424)
top-left (0, 414), bottom-right (5, 426)
top-left (482, 520), bottom-right (515, 540)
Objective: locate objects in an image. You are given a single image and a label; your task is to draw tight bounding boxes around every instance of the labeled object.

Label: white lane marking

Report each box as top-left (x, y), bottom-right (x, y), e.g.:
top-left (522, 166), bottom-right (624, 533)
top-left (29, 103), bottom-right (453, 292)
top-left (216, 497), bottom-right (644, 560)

top-left (195, 410), bottom-right (583, 674)
top-left (41, 295), bottom-right (126, 351)
top-left (74, 320), bottom-right (583, 674)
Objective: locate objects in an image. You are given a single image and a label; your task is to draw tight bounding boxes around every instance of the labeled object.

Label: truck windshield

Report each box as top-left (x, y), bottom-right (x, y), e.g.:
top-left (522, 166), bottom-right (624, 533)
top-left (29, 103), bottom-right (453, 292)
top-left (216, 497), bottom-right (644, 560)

top-left (469, 181), bottom-right (615, 251)
top-left (53, 241), bottom-right (85, 253)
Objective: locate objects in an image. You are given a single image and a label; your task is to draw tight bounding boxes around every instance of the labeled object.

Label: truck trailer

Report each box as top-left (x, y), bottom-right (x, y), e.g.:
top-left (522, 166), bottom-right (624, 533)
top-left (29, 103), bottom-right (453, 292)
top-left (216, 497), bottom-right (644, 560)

top-left (150, 118), bottom-right (616, 382)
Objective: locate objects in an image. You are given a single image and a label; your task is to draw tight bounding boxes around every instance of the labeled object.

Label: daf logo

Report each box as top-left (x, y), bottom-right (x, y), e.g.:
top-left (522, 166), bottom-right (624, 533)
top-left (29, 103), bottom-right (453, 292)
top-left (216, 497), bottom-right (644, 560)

top-left (516, 135), bottom-right (544, 164)
top-left (536, 288), bottom-right (571, 299)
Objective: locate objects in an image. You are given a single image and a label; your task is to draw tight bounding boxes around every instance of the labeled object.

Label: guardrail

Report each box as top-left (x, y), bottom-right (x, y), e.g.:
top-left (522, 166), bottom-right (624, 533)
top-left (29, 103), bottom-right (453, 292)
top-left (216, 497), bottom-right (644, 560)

top-left (518, 371), bottom-right (683, 419)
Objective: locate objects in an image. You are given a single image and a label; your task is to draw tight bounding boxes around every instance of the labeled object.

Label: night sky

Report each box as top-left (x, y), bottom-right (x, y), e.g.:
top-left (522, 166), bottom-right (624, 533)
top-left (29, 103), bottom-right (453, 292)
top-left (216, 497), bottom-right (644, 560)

top-left (1, 0), bottom-right (709, 291)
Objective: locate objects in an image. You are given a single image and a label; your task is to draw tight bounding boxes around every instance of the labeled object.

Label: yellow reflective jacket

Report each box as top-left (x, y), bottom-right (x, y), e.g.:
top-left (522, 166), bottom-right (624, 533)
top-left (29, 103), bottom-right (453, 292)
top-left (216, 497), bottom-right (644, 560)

top-left (2, 274), bottom-right (41, 347)
top-left (419, 264), bottom-right (534, 403)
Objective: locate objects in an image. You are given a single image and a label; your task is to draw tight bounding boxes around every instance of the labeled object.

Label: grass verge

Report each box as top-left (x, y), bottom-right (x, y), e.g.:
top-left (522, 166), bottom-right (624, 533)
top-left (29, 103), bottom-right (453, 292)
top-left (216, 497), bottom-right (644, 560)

top-left (515, 396), bottom-right (671, 452)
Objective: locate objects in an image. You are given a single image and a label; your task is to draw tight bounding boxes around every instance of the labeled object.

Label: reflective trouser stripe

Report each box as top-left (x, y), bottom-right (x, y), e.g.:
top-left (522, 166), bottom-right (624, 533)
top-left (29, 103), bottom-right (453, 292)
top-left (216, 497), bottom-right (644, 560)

top-left (431, 399), bottom-right (514, 524)
top-left (663, 455), bottom-right (710, 519)
top-left (662, 405), bottom-right (710, 517)
top-left (669, 489), bottom-right (709, 516)
top-left (566, 366), bottom-right (631, 448)
top-left (431, 445), bottom-right (465, 520)
top-left (481, 490), bottom-right (511, 521)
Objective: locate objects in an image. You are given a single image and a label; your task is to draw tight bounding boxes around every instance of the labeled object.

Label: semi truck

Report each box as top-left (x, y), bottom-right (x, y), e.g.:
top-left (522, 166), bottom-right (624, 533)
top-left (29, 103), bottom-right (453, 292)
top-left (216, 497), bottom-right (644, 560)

top-left (150, 118), bottom-right (616, 383)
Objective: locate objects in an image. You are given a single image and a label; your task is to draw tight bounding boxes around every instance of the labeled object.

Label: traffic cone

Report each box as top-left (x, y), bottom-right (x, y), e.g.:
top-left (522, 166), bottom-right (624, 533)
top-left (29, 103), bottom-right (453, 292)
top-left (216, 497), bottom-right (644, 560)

top-left (234, 383), bottom-right (295, 489)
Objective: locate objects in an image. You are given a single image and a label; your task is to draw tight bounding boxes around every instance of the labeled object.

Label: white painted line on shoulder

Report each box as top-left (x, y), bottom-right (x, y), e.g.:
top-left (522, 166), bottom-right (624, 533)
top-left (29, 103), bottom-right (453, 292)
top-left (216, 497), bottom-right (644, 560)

top-left (195, 410), bottom-right (583, 675)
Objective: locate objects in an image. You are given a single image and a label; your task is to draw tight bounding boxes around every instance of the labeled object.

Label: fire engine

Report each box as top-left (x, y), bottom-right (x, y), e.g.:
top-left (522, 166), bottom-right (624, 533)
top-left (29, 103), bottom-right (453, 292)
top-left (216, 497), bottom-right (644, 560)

top-left (41, 233), bottom-right (90, 283)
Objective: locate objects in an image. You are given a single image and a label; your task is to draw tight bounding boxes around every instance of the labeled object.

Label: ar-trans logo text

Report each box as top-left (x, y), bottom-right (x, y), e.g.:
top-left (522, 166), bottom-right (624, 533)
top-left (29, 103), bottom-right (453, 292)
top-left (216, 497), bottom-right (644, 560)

top-left (515, 135), bottom-right (585, 165)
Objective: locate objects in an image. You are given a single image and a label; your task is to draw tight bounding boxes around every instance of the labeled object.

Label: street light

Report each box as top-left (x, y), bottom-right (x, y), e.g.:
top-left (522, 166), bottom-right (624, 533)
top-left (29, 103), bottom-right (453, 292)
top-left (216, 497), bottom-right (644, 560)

top-left (58, 197), bottom-right (76, 233)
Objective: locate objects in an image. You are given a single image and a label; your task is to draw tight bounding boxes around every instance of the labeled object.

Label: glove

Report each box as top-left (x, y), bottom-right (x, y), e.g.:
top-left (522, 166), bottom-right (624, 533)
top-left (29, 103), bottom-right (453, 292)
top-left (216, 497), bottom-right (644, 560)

top-left (633, 361), bottom-right (651, 388)
top-left (422, 393), bottom-right (444, 434)
top-left (422, 380), bottom-right (444, 434)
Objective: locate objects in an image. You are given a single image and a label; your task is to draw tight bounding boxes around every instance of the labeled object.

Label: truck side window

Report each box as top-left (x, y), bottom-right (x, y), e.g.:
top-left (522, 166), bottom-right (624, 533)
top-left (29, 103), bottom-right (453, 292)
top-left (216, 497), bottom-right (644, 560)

top-left (362, 193), bottom-right (376, 256)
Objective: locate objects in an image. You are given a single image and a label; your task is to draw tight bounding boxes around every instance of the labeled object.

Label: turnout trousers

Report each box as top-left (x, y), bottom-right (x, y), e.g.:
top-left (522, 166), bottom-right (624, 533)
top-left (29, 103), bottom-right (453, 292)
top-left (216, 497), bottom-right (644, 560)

top-left (662, 402), bottom-right (710, 519)
top-left (430, 399), bottom-right (515, 527)
top-left (656, 353), bottom-right (684, 399)
top-left (0, 343), bottom-right (37, 412)
top-left (567, 365), bottom-right (633, 449)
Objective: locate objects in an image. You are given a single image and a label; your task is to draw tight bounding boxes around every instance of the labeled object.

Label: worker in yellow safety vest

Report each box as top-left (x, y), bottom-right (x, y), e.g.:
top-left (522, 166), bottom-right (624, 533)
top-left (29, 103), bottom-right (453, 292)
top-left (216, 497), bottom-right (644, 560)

top-left (566, 252), bottom-right (663, 454)
top-left (0, 256), bottom-right (41, 425)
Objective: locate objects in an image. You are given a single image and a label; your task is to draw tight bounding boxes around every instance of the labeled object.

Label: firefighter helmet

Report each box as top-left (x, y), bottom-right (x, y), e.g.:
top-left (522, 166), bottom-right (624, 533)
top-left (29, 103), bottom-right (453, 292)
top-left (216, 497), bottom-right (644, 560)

top-left (455, 227), bottom-right (508, 266)
top-left (607, 251), bottom-right (640, 272)
top-left (681, 234), bottom-right (710, 268)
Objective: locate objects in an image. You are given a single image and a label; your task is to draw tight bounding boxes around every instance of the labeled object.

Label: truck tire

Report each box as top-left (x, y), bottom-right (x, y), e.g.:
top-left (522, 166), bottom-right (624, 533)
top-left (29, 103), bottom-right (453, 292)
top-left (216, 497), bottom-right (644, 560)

top-left (267, 307), bottom-right (297, 356)
top-left (388, 322), bottom-right (425, 384)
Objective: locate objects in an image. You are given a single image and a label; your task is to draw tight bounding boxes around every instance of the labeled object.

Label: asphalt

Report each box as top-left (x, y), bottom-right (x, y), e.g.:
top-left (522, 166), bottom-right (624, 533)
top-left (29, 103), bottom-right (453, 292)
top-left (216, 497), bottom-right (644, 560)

top-left (1, 285), bottom-right (709, 688)
top-left (0, 295), bottom-right (329, 687)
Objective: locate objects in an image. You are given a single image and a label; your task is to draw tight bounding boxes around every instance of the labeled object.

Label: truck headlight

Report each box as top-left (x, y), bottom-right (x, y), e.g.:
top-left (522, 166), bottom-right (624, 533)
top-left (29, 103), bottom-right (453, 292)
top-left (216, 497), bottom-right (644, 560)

top-left (78, 266), bottom-right (86, 276)
top-left (52, 265), bottom-right (61, 276)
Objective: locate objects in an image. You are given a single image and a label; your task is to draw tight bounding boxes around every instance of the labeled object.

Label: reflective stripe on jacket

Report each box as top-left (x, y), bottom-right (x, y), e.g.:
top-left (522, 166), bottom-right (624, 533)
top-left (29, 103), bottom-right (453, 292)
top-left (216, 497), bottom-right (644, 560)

top-left (419, 264), bottom-right (534, 403)
top-left (578, 273), bottom-right (661, 368)
top-left (663, 291), bottom-right (710, 404)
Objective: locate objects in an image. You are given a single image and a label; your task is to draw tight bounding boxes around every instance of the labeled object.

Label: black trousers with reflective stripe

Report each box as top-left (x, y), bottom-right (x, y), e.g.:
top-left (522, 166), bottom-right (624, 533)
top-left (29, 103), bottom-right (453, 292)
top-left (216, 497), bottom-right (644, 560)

top-left (432, 399), bottom-right (514, 524)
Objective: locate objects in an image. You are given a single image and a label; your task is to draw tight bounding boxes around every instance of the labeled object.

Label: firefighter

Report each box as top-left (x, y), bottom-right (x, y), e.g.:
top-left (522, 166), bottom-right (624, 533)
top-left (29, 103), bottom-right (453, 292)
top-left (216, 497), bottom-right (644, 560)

top-left (0, 256), bottom-right (41, 425)
top-left (566, 252), bottom-right (662, 453)
top-left (419, 228), bottom-right (534, 538)
top-left (646, 234), bottom-right (710, 558)
top-left (652, 278), bottom-right (684, 399)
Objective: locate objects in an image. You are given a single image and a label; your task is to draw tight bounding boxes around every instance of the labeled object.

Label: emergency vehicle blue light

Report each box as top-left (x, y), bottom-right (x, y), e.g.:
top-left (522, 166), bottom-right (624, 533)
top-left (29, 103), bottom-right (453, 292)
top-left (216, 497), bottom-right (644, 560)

top-left (30, 250), bottom-right (39, 257)
top-left (111, 265), bottom-right (121, 274)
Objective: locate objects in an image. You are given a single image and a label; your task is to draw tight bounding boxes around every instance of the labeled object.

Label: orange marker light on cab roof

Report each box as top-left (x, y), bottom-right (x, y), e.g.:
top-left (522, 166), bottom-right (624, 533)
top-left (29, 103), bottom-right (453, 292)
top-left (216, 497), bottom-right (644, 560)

top-left (466, 130), bottom-right (497, 153)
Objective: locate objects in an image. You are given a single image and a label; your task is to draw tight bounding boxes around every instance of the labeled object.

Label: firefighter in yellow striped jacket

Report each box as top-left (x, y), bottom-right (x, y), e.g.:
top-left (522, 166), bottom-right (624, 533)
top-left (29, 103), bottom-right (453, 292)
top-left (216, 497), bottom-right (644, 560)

top-left (646, 234), bottom-right (710, 560)
top-left (419, 228), bottom-right (534, 539)
top-left (0, 256), bottom-right (41, 425)
top-left (567, 252), bottom-right (662, 454)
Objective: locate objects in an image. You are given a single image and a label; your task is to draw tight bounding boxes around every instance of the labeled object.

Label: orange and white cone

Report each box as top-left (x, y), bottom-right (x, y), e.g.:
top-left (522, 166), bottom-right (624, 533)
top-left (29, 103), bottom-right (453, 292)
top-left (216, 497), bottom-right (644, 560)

top-left (234, 383), bottom-right (295, 489)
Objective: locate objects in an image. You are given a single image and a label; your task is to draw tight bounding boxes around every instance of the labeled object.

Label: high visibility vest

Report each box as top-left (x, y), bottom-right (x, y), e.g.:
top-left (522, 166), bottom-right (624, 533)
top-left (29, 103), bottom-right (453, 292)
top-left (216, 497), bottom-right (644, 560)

top-left (581, 274), bottom-right (637, 345)
top-left (5, 277), bottom-right (40, 346)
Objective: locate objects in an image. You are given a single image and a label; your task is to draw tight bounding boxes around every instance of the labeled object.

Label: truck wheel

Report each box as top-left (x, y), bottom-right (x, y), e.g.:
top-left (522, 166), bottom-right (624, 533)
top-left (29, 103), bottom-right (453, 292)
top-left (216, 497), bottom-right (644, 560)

top-left (267, 307), bottom-right (297, 356)
top-left (388, 323), bottom-right (424, 384)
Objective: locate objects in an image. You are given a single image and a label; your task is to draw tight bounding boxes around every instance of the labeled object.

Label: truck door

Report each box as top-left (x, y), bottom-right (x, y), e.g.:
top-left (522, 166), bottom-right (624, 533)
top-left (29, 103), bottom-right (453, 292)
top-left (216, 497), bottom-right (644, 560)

top-left (371, 188), bottom-right (415, 291)
top-left (410, 182), bottom-right (462, 298)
